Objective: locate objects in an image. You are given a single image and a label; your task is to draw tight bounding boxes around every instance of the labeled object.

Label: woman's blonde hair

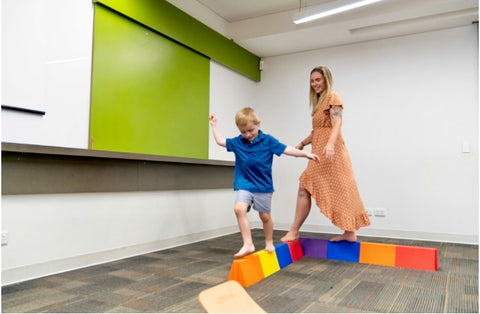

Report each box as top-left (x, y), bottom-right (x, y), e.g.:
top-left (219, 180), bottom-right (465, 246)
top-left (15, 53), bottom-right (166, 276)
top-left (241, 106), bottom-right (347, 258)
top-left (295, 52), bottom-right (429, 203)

top-left (235, 107), bottom-right (259, 127)
top-left (309, 66), bottom-right (333, 116)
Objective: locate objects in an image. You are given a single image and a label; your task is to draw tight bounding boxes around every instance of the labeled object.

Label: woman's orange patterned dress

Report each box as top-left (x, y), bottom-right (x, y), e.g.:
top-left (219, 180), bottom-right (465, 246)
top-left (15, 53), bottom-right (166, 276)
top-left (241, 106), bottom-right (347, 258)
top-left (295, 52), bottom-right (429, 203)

top-left (299, 91), bottom-right (370, 232)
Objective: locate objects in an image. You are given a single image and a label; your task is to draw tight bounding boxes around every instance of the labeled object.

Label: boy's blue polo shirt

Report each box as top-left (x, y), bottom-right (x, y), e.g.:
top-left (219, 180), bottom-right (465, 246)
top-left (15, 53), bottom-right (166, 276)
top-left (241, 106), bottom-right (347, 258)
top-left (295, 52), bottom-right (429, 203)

top-left (226, 130), bottom-right (287, 193)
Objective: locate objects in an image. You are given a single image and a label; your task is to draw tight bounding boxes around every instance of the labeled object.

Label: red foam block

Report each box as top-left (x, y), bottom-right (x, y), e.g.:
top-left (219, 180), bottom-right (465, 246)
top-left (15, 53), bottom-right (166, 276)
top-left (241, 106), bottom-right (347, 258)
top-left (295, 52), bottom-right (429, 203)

top-left (286, 239), bottom-right (304, 262)
top-left (395, 245), bottom-right (438, 271)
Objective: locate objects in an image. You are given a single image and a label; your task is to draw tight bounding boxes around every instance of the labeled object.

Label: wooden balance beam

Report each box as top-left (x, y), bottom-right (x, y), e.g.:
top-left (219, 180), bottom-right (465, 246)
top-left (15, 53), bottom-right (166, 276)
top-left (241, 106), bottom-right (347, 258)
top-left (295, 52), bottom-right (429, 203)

top-left (198, 280), bottom-right (266, 313)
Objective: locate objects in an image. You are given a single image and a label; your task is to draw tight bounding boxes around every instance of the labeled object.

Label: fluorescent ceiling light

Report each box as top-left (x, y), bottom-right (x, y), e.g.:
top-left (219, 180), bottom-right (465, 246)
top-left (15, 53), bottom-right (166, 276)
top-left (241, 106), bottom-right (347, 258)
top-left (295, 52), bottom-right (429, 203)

top-left (293, 0), bottom-right (383, 24)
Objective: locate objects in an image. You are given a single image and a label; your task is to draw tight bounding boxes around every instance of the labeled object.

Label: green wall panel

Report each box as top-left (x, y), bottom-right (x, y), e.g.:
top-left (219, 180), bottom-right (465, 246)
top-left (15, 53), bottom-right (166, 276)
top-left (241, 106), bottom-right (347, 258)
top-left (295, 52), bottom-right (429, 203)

top-left (90, 4), bottom-right (209, 159)
top-left (94, 0), bottom-right (261, 81)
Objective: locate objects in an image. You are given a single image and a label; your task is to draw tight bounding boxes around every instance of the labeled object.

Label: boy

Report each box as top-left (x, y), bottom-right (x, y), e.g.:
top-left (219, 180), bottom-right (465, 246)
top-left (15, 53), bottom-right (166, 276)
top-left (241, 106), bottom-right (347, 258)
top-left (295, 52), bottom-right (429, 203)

top-left (209, 107), bottom-right (319, 258)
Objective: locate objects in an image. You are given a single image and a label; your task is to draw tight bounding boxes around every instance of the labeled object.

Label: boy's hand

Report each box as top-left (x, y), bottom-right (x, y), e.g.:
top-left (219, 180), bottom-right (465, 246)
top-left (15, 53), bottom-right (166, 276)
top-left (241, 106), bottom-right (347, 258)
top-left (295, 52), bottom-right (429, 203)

top-left (209, 113), bottom-right (226, 147)
top-left (307, 153), bottom-right (320, 162)
top-left (209, 114), bottom-right (218, 125)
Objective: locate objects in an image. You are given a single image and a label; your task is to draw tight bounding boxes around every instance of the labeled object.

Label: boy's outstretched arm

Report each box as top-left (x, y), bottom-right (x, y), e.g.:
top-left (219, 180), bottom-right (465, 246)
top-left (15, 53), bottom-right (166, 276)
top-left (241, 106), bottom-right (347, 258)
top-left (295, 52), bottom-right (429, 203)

top-left (209, 114), bottom-right (226, 147)
top-left (283, 146), bottom-right (320, 161)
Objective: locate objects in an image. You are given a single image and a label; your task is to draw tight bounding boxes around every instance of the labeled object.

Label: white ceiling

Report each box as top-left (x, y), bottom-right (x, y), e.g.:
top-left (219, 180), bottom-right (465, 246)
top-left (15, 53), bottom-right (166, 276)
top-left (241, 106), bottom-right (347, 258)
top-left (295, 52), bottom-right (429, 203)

top-left (197, 0), bottom-right (332, 22)
top-left (171, 0), bottom-right (478, 57)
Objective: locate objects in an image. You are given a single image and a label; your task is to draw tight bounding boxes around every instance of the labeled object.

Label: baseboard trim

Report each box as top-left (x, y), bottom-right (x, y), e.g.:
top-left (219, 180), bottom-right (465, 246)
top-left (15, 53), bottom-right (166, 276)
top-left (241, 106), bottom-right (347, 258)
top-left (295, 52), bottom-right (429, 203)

top-left (2, 225), bottom-right (239, 286)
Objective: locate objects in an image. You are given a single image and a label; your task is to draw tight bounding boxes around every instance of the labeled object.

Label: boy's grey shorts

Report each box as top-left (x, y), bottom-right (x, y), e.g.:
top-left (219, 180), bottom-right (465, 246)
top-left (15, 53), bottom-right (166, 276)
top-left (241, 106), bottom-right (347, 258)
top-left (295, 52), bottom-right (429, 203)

top-left (235, 190), bottom-right (273, 213)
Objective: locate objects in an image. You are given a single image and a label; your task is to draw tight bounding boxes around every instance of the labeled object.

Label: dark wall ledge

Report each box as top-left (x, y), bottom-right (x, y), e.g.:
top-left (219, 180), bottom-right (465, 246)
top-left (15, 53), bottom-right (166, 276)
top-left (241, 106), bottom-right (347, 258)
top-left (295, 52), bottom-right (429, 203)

top-left (2, 142), bottom-right (234, 195)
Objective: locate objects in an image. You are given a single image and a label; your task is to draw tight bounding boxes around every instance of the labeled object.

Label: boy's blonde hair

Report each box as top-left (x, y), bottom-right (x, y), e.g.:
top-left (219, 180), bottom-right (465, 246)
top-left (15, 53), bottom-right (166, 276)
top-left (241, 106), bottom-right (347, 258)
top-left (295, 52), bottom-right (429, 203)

top-left (235, 107), bottom-right (259, 127)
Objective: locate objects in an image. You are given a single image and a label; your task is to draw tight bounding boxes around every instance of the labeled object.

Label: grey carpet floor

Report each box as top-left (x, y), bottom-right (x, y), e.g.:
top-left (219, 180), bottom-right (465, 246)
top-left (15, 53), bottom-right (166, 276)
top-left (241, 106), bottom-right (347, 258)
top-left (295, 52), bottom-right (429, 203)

top-left (2, 229), bottom-right (478, 313)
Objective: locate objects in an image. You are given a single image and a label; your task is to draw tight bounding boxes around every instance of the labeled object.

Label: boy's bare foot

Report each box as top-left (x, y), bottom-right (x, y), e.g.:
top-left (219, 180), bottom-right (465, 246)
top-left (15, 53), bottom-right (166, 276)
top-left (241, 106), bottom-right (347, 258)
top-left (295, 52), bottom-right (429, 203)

top-left (234, 244), bottom-right (255, 258)
top-left (280, 230), bottom-right (299, 242)
top-left (265, 241), bottom-right (275, 253)
top-left (330, 231), bottom-right (357, 242)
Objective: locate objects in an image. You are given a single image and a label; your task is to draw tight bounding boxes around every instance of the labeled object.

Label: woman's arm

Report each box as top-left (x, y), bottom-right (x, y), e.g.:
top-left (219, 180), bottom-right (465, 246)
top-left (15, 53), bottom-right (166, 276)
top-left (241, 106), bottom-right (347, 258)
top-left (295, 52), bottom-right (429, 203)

top-left (323, 105), bottom-right (343, 161)
top-left (297, 133), bottom-right (312, 150)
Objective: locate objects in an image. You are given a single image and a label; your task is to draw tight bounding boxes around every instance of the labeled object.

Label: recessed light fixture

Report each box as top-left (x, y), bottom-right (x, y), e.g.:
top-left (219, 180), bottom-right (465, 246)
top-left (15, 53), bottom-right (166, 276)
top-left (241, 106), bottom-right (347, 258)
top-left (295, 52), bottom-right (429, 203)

top-left (293, 0), bottom-right (384, 24)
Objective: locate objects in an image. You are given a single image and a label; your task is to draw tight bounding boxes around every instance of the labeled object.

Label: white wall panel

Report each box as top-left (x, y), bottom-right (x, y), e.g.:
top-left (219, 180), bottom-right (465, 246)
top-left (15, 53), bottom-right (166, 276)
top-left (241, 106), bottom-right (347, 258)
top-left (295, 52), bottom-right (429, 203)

top-left (1, 0), bottom-right (93, 148)
top-left (208, 61), bottom-right (258, 161)
top-left (259, 25), bottom-right (478, 243)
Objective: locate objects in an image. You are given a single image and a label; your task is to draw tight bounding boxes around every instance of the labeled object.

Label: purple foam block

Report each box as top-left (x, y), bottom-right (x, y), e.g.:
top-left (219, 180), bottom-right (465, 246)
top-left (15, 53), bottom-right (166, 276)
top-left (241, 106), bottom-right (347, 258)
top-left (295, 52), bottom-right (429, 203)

top-left (299, 237), bottom-right (328, 258)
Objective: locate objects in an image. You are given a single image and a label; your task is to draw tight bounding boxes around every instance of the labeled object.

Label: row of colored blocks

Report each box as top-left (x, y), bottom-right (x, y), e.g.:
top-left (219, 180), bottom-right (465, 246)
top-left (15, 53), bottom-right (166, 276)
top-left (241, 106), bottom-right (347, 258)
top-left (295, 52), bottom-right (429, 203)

top-left (228, 237), bottom-right (438, 287)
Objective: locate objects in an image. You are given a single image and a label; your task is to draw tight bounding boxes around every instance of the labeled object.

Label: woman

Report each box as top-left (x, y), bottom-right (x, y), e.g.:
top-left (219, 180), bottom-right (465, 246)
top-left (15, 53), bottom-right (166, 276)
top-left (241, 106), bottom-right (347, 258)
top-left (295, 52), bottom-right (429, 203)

top-left (281, 66), bottom-right (370, 242)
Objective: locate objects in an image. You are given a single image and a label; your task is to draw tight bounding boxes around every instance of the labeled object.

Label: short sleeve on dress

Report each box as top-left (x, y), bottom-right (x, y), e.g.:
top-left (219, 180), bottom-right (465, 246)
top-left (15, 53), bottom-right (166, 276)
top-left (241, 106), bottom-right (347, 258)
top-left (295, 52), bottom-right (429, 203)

top-left (321, 91), bottom-right (343, 114)
top-left (329, 91), bottom-right (343, 108)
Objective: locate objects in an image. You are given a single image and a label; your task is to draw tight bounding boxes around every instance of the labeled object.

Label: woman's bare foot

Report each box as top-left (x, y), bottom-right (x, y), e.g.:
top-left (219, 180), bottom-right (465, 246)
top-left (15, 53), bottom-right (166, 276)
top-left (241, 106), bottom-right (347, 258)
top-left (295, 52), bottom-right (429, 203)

top-left (234, 244), bottom-right (255, 258)
top-left (330, 231), bottom-right (357, 242)
top-left (280, 230), bottom-right (299, 242)
top-left (265, 241), bottom-right (275, 253)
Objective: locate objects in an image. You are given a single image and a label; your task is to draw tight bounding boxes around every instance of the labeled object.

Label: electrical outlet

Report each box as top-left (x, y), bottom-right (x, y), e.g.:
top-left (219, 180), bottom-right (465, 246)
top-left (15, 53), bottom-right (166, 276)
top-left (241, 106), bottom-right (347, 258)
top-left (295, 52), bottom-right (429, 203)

top-left (374, 208), bottom-right (387, 217)
top-left (2, 231), bottom-right (8, 246)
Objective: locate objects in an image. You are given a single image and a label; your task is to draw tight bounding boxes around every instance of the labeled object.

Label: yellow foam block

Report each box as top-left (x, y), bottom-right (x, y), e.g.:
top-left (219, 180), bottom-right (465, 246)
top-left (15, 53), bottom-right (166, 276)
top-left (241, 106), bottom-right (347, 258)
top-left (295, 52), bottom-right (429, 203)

top-left (254, 250), bottom-right (280, 277)
top-left (359, 242), bottom-right (396, 267)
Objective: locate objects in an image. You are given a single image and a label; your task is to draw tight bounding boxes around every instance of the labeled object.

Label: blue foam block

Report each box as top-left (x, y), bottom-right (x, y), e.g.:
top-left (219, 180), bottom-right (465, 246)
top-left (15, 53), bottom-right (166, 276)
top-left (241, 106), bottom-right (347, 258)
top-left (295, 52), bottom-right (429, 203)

top-left (326, 241), bottom-right (360, 262)
top-left (299, 237), bottom-right (328, 258)
top-left (274, 242), bottom-right (293, 269)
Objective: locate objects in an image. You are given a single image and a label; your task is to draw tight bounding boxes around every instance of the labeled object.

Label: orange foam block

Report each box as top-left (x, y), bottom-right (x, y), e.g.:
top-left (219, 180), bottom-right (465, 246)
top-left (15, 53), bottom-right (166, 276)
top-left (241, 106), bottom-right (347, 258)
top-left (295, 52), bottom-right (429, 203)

top-left (228, 254), bottom-right (265, 287)
top-left (255, 250), bottom-right (280, 277)
top-left (359, 242), bottom-right (396, 267)
top-left (395, 245), bottom-right (438, 271)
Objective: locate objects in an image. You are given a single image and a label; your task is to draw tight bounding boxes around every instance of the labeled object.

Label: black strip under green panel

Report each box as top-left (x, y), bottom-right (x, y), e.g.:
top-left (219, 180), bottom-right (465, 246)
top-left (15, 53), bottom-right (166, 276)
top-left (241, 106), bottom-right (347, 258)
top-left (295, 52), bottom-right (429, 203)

top-left (2, 143), bottom-right (234, 195)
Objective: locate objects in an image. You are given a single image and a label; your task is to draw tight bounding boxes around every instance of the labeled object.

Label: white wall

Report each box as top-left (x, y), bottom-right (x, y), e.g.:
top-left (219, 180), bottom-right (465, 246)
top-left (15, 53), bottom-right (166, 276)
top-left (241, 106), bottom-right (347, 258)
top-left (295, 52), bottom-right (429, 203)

top-left (258, 25), bottom-right (478, 244)
top-left (1, 190), bottom-right (238, 285)
top-left (1, 0), bottom-right (93, 148)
